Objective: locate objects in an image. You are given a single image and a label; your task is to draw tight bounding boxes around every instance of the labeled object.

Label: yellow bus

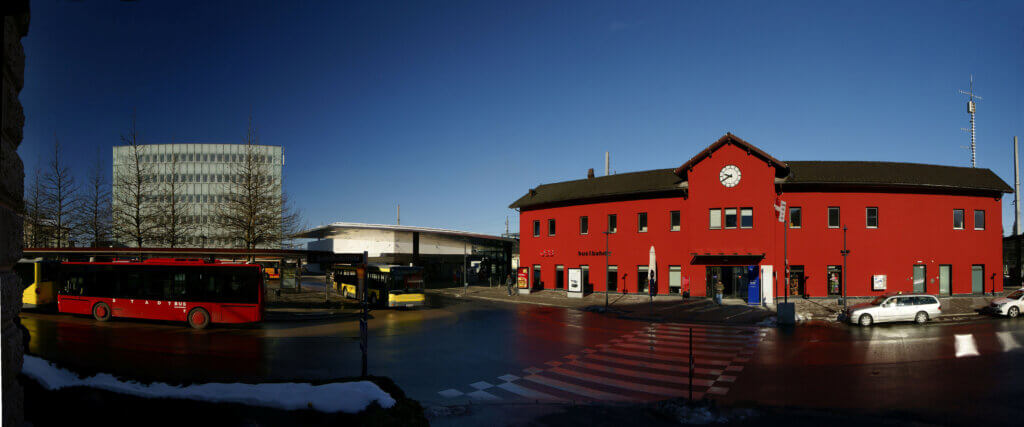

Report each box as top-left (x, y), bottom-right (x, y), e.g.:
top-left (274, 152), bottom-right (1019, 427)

top-left (328, 265), bottom-right (426, 308)
top-left (16, 258), bottom-right (60, 309)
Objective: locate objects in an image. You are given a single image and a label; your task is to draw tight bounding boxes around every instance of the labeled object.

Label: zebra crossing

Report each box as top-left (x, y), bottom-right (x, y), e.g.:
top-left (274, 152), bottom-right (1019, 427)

top-left (437, 322), bottom-right (765, 403)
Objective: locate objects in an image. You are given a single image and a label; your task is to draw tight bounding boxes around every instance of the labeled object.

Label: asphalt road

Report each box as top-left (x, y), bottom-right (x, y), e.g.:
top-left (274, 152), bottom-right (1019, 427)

top-left (20, 296), bottom-right (1024, 425)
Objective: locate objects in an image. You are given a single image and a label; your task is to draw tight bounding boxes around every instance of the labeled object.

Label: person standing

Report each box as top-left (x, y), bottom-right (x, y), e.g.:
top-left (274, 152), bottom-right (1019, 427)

top-left (505, 273), bottom-right (514, 296)
top-left (714, 280), bottom-right (725, 305)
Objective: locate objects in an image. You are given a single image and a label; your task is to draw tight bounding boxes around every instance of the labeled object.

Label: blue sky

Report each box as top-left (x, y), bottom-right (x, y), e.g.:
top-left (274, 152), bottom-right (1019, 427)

top-left (17, 0), bottom-right (1024, 236)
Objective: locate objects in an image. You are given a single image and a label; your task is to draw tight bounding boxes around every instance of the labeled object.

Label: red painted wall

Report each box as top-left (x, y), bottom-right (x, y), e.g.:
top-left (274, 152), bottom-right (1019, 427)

top-left (519, 143), bottom-right (1004, 298)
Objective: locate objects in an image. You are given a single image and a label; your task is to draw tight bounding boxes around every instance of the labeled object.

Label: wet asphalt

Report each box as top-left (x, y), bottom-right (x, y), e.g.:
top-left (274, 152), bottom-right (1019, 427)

top-left (19, 295), bottom-right (1024, 426)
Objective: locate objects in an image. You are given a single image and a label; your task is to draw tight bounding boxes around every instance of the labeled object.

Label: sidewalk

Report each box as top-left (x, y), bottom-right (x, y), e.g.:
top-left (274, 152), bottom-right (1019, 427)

top-left (784, 291), bottom-right (1011, 322)
top-left (429, 286), bottom-right (773, 325)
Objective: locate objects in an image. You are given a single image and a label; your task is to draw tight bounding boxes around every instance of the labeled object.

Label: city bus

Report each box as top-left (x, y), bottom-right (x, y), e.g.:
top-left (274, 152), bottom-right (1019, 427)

top-left (57, 258), bottom-right (264, 329)
top-left (16, 258), bottom-right (60, 309)
top-left (329, 265), bottom-right (426, 308)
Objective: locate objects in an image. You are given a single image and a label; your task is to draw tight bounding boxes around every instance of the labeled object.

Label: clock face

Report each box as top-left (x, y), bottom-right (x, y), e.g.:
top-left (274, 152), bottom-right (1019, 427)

top-left (719, 165), bottom-right (741, 187)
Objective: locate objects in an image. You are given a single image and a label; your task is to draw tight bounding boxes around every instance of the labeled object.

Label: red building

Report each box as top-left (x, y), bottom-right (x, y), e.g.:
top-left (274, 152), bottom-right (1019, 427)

top-left (510, 134), bottom-right (1012, 301)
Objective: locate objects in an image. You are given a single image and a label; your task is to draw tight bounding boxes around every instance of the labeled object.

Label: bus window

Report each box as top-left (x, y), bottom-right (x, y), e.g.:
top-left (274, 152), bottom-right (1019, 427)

top-left (117, 269), bottom-right (144, 300)
top-left (171, 273), bottom-right (188, 300)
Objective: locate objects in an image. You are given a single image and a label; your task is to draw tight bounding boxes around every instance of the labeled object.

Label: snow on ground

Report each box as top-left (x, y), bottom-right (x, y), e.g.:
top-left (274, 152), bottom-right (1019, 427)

top-left (22, 355), bottom-right (395, 413)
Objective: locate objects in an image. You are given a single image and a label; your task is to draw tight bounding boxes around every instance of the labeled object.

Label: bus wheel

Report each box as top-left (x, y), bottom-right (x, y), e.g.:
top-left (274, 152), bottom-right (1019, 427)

top-left (187, 308), bottom-right (211, 330)
top-left (92, 302), bottom-right (112, 322)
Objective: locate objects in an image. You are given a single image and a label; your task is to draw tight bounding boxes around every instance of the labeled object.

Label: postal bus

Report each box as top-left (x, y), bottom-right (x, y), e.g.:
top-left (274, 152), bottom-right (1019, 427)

top-left (57, 258), bottom-right (264, 329)
top-left (16, 258), bottom-right (60, 309)
top-left (329, 265), bottom-right (426, 308)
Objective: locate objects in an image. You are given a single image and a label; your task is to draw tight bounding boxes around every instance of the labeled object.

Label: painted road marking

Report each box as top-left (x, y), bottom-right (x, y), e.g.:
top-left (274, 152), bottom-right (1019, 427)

top-left (585, 352), bottom-right (723, 376)
top-left (470, 381), bottom-right (494, 390)
top-left (602, 346), bottom-right (732, 366)
top-left (497, 381), bottom-right (562, 401)
top-left (615, 342), bottom-right (736, 359)
top-left (523, 373), bottom-right (626, 401)
top-left (623, 336), bottom-right (747, 352)
top-left (955, 334), bottom-right (980, 358)
top-left (498, 374), bottom-right (520, 382)
top-left (546, 366), bottom-right (681, 397)
top-left (567, 359), bottom-right (715, 387)
top-left (466, 390), bottom-right (501, 401)
top-left (997, 331), bottom-right (1022, 352)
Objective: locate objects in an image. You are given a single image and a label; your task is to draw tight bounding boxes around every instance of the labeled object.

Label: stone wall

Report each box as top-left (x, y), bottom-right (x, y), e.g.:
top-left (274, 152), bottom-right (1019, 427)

top-left (2, 2), bottom-right (29, 426)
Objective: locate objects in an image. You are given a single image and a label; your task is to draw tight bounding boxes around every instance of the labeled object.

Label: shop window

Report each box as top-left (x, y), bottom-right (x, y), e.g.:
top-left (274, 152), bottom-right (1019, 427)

top-left (789, 207), bottom-right (801, 228)
top-left (827, 265), bottom-right (842, 295)
top-left (580, 216), bottom-right (588, 235)
top-left (608, 214), bottom-right (617, 233)
top-left (637, 266), bottom-right (649, 293)
top-left (866, 207), bottom-right (878, 228)
top-left (548, 219), bottom-right (556, 236)
top-left (669, 266), bottom-right (681, 294)
top-left (607, 266), bottom-right (618, 292)
top-left (740, 208), bottom-right (753, 229)
top-left (724, 208), bottom-right (737, 229)
top-left (974, 210), bottom-right (985, 230)
top-left (670, 211), bottom-right (680, 231)
top-left (533, 265), bottom-right (541, 288)
top-left (828, 207), bottom-right (840, 228)
top-left (709, 209), bottom-right (721, 230)
top-left (533, 220), bottom-right (540, 237)
top-left (953, 209), bottom-right (964, 229)
top-left (638, 212), bottom-right (648, 233)
top-left (581, 265), bottom-right (590, 291)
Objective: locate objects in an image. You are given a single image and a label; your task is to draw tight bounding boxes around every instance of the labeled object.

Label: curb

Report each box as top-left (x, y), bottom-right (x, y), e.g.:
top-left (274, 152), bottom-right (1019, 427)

top-left (264, 311), bottom-right (359, 322)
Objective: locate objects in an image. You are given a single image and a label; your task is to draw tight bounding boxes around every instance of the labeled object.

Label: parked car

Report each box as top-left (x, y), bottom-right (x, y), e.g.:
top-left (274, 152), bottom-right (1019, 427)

top-left (845, 293), bottom-right (941, 326)
top-left (987, 289), bottom-right (1024, 318)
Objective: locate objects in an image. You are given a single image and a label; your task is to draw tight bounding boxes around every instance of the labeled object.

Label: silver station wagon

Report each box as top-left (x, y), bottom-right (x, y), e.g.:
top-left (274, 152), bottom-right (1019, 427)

top-left (845, 293), bottom-right (941, 326)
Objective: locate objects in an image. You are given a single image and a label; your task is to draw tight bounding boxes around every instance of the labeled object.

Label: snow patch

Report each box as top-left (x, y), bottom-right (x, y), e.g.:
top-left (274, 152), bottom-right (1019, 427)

top-left (22, 355), bottom-right (395, 413)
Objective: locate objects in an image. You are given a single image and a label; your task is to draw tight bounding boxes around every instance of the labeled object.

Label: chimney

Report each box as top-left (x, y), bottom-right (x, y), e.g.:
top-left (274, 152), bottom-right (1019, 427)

top-left (587, 168), bottom-right (595, 179)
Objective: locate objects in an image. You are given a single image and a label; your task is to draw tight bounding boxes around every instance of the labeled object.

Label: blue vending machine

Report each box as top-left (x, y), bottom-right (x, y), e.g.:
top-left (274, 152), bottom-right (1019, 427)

top-left (746, 266), bottom-right (761, 306)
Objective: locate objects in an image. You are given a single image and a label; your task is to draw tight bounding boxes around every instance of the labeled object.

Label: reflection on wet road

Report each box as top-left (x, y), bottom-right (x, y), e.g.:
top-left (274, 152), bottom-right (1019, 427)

top-left (22, 299), bottom-right (1024, 422)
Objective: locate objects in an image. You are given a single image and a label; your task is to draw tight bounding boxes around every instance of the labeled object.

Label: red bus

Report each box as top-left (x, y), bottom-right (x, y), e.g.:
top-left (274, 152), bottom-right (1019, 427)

top-left (57, 258), bottom-right (264, 329)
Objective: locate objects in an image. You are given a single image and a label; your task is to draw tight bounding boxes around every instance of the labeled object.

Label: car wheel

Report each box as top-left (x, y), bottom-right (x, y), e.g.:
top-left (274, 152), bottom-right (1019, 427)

top-left (858, 314), bottom-right (873, 327)
top-left (1010, 306), bottom-right (1020, 318)
top-left (93, 302), bottom-right (112, 322)
top-left (915, 311), bottom-right (929, 324)
top-left (187, 307), bottom-right (211, 329)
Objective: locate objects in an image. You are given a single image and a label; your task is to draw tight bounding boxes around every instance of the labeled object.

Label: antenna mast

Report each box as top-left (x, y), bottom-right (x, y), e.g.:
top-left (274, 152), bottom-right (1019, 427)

top-left (959, 75), bottom-right (983, 167)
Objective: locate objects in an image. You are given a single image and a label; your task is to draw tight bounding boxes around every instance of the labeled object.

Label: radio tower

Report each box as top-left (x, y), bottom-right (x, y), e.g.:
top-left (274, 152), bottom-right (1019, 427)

top-left (960, 75), bottom-right (983, 167)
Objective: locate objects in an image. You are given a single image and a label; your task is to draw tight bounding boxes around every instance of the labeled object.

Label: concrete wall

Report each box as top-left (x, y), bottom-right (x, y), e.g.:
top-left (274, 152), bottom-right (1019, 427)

top-left (2, 4), bottom-right (29, 425)
top-left (309, 228), bottom-right (483, 257)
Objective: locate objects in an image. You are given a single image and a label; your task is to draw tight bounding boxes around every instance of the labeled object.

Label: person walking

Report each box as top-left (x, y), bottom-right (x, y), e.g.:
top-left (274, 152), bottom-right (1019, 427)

top-left (505, 273), bottom-right (514, 296)
top-left (714, 280), bottom-right (725, 305)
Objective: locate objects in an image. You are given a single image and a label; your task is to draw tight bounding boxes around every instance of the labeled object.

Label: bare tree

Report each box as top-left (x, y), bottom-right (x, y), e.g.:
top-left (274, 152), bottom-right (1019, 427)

top-left (154, 152), bottom-right (196, 247)
top-left (112, 117), bottom-right (159, 247)
top-left (214, 118), bottom-right (302, 254)
top-left (74, 148), bottom-right (112, 247)
top-left (42, 136), bottom-right (79, 247)
top-left (23, 166), bottom-right (53, 247)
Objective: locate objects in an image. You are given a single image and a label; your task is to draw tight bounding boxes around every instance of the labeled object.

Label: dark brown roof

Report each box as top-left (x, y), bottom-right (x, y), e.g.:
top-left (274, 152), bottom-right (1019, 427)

top-left (782, 161), bottom-right (1012, 193)
top-left (511, 161), bottom-right (1011, 210)
top-left (509, 169), bottom-right (683, 209)
top-left (673, 133), bottom-right (789, 179)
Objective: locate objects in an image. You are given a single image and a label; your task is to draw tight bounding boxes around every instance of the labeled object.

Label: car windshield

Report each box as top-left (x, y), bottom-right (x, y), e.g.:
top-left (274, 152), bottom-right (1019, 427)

top-left (870, 296), bottom-right (888, 305)
top-left (1007, 290), bottom-right (1024, 300)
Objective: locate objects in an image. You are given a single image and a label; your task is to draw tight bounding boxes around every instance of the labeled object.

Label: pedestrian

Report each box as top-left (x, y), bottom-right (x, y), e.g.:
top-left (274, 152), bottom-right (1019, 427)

top-left (714, 280), bottom-right (725, 305)
top-left (506, 273), bottom-right (514, 296)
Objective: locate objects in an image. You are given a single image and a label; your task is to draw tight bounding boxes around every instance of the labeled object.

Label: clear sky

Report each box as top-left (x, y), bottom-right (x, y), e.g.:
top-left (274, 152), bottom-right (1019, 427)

top-left (17, 0), bottom-right (1024, 236)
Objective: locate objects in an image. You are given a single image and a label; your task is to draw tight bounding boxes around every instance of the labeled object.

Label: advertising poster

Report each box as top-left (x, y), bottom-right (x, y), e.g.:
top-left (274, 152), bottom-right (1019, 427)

top-left (567, 268), bottom-right (582, 293)
top-left (517, 267), bottom-right (529, 289)
top-left (872, 274), bottom-right (886, 291)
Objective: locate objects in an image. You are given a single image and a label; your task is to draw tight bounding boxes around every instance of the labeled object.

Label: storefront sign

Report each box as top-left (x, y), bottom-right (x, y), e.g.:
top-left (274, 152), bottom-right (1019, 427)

top-left (539, 250), bottom-right (555, 257)
top-left (517, 267), bottom-right (529, 289)
top-left (872, 274), bottom-right (886, 291)
top-left (577, 250), bottom-right (608, 256)
top-left (567, 268), bottom-right (582, 292)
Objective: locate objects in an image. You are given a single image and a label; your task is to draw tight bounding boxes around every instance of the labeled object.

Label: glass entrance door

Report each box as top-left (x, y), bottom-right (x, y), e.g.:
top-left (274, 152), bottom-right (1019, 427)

top-left (607, 266), bottom-right (617, 292)
top-left (972, 265), bottom-right (984, 294)
top-left (939, 265), bottom-right (951, 295)
top-left (913, 265), bottom-right (926, 293)
top-left (555, 265), bottom-right (564, 289)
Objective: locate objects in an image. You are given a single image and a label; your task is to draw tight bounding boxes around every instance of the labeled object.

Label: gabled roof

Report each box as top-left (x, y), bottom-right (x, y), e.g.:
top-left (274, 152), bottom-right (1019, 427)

top-left (672, 133), bottom-right (789, 179)
top-left (782, 161), bottom-right (1013, 193)
top-left (508, 169), bottom-right (684, 209)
